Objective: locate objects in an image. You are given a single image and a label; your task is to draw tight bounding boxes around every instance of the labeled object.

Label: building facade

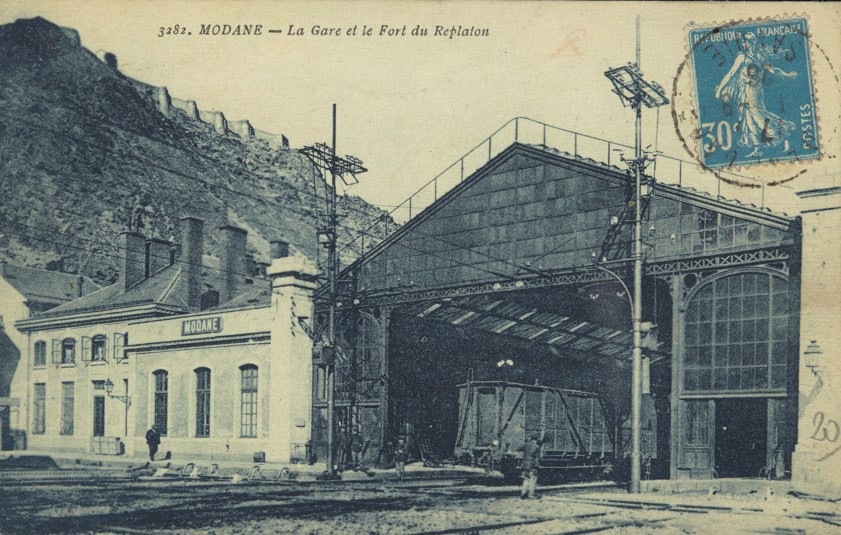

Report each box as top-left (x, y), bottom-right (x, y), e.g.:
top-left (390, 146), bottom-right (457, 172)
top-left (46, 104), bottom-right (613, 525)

top-left (15, 217), bottom-right (317, 463)
top-left (0, 263), bottom-right (99, 451)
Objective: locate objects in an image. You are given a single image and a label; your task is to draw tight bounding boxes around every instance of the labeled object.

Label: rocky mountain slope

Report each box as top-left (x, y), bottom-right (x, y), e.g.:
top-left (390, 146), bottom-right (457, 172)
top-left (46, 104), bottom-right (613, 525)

top-left (0, 17), bottom-right (390, 285)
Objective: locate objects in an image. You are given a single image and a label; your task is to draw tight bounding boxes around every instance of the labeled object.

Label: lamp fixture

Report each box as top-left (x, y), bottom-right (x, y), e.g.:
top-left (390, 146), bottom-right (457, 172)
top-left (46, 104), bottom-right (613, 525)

top-left (804, 340), bottom-right (823, 376)
top-left (104, 379), bottom-right (131, 406)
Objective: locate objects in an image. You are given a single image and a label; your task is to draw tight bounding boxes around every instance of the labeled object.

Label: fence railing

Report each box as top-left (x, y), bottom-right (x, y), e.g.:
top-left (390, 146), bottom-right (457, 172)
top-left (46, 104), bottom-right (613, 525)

top-left (347, 116), bottom-right (785, 257)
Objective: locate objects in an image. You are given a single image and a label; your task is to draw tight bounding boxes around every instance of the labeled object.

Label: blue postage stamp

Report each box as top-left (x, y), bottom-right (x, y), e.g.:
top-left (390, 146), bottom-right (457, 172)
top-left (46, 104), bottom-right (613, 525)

top-left (687, 18), bottom-right (818, 169)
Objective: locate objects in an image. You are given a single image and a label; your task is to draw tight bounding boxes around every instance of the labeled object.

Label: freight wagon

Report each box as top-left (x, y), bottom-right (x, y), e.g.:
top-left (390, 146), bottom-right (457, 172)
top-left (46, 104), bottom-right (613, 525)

top-left (454, 381), bottom-right (618, 482)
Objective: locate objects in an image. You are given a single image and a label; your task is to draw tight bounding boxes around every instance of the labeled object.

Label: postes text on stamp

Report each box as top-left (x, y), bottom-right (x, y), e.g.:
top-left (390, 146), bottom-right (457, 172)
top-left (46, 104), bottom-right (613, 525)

top-left (688, 18), bottom-right (818, 169)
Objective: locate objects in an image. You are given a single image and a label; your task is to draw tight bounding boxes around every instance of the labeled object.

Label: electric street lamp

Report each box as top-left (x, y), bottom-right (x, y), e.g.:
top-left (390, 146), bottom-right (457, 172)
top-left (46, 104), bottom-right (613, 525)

top-left (603, 23), bottom-right (668, 493)
top-left (104, 379), bottom-right (131, 406)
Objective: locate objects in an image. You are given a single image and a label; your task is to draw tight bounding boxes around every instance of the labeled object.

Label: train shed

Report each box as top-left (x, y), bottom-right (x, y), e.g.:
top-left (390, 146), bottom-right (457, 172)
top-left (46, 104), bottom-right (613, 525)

top-left (314, 131), bottom-right (801, 483)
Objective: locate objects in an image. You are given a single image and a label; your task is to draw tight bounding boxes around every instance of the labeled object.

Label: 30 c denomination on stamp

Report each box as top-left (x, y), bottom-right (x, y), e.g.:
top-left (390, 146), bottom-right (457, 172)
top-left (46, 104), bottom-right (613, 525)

top-left (687, 18), bottom-right (819, 170)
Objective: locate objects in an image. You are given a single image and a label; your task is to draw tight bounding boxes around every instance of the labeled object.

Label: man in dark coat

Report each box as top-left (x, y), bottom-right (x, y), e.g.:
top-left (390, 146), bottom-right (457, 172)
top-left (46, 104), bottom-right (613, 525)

top-left (395, 438), bottom-right (408, 479)
top-left (520, 434), bottom-right (541, 499)
top-left (350, 432), bottom-right (364, 469)
top-left (145, 426), bottom-right (161, 461)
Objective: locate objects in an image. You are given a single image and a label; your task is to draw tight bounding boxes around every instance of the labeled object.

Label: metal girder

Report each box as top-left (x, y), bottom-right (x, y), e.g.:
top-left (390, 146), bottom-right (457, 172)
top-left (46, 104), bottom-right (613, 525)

top-left (360, 268), bottom-right (624, 306)
top-left (644, 247), bottom-right (791, 276)
top-left (352, 247), bottom-right (791, 306)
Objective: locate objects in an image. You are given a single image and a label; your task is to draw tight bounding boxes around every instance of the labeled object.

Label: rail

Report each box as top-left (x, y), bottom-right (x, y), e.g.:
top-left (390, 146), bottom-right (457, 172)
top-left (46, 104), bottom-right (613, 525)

top-left (347, 116), bottom-right (787, 257)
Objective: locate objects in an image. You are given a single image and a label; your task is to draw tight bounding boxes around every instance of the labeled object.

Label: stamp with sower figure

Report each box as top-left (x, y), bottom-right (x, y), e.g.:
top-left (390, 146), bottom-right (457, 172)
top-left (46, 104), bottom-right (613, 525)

top-left (688, 18), bottom-right (818, 169)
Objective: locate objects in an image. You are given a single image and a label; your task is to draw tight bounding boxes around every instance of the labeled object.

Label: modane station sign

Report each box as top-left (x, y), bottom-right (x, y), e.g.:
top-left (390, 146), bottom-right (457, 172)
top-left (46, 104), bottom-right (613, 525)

top-left (181, 316), bottom-right (223, 336)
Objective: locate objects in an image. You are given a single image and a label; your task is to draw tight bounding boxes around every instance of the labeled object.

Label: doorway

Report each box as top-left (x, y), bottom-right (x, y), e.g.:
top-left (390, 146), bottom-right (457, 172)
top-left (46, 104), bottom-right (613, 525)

top-left (93, 396), bottom-right (105, 437)
top-left (714, 398), bottom-right (767, 478)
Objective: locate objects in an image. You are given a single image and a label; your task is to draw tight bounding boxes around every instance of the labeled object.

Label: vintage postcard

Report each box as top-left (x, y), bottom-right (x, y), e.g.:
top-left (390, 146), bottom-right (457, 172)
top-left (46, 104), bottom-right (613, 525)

top-left (0, 1), bottom-right (839, 533)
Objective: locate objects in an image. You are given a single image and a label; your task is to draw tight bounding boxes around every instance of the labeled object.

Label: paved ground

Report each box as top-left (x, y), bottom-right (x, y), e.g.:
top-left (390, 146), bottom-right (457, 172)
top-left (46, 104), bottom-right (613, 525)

top-left (0, 460), bottom-right (839, 534)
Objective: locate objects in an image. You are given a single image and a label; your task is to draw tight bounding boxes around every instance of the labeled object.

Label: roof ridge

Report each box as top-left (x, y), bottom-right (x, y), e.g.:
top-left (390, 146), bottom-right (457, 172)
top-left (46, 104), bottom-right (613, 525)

top-left (158, 265), bottom-right (183, 304)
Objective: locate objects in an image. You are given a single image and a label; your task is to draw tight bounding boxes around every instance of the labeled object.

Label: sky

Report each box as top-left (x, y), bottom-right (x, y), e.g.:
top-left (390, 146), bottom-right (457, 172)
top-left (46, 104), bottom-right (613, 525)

top-left (2, 1), bottom-right (839, 219)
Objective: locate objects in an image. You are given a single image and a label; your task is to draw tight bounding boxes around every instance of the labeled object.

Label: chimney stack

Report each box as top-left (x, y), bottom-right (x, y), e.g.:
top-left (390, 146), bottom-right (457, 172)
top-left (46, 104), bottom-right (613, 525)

top-left (270, 240), bottom-right (290, 259)
top-left (77, 274), bottom-right (84, 298)
top-left (245, 253), bottom-right (257, 279)
top-left (219, 225), bottom-right (247, 303)
top-left (180, 216), bottom-right (204, 310)
top-left (170, 243), bottom-right (182, 266)
top-left (145, 238), bottom-right (172, 278)
top-left (121, 231), bottom-right (146, 290)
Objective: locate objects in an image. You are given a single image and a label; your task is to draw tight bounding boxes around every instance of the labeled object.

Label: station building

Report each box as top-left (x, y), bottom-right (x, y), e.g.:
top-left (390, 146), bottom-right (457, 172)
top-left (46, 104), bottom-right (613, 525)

top-left (319, 137), bottom-right (824, 487)
top-left (0, 264), bottom-right (99, 450)
top-left (14, 217), bottom-right (317, 463)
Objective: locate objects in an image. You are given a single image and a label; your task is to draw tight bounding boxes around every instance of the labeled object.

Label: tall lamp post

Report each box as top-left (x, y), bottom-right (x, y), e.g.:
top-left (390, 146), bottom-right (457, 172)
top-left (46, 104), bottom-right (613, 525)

top-left (604, 22), bottom-right (668, 493)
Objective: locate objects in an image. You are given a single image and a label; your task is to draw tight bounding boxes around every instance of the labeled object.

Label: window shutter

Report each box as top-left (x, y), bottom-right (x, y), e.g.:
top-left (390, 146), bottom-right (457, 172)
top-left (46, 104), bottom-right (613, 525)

top-left (102, 335), bottom-right (109, 361)
top-left (51, 339), bottom-right (60, 364)
top-left (81, 336), bottom-right (91, 365)
top-left (114, 333), bottom-right (125, 362)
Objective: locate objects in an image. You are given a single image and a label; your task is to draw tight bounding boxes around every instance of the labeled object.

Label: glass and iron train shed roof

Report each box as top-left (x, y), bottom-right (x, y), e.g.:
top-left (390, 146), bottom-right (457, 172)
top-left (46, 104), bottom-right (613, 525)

top-left (397, 292), bottom-right (654, 364)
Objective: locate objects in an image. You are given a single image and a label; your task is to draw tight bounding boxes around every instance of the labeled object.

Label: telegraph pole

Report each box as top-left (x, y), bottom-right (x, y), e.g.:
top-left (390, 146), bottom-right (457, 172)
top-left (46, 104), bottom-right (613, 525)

top-left (604, 16), bottom-right (668, 493)
top-left (302, 105), bottom-right (367, 478)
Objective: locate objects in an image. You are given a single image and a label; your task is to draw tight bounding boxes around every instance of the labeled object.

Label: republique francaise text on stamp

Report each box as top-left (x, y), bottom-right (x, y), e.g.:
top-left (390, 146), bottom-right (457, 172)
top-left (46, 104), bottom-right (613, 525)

top-left (687, 18), bottom-right (819, 170)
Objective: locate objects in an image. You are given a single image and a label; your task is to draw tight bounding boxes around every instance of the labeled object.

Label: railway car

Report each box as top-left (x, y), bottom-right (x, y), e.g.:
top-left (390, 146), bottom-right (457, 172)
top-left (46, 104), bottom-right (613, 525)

top-left (454, 381), bottom-right (618, 483)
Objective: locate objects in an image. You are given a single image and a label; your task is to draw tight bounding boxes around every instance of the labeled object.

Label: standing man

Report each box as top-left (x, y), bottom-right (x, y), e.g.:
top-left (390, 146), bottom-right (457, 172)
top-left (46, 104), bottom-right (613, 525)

top-left (485, 439), bottom-right (499, 477)
top-left (350, 431), bottom-right (364, 469)
top-left (520, 434), bottom-right (541, 499)
top-left (145, 426), bottom-right (161, 462)
top-left (395, 437), bottom-right (408, 479)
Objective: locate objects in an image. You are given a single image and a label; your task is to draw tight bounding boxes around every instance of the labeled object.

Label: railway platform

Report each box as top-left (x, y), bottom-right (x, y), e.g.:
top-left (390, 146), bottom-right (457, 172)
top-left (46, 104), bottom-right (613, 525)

top-left (0, 449), bottom-right (486, 482)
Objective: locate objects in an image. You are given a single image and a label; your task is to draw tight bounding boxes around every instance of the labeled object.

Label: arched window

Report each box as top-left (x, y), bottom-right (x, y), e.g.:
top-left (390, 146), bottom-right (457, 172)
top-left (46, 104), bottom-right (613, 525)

top-left (91, 335), bottom-right (107, 362)
top-left (61, 338), bottom-right (76, 364)
top-left (684, 272), bottom-right (789, 394)
top-left (240, 365), bottom-right (258, 438)
top-left (195, 367), bottom-right (211, 437)
top-left (153, 370), bottom-right (168, 436)
top-left (34, 341), bottom-right (47, 367)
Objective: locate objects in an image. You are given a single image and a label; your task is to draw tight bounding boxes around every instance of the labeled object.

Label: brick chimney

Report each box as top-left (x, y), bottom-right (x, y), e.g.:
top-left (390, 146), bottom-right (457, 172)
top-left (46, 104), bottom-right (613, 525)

top-left (170, 243), bottom-right (182, 266)
top-left (145, 238), bottom-right (172, 278)
top-left (180, 216), bottom-right (204, 310)
top-left (244, 253), bottom-right (257, 280)
top-left (77, 274), bottom-right (84, 298)
top-left (219, 224), bottom-right (247, 303)
top-left (121, 231), bottom-right (145, 290)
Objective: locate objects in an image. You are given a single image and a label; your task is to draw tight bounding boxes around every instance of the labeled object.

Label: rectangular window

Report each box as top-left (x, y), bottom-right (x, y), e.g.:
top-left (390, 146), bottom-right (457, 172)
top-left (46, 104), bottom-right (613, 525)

top-left (240, 366), bottom-right (258, 438)
top-left (315, 367), bottom-right (327, 401)
top-left (33, 383), bottom-right (46, 435)
top-left (154, 371), bottom-right (168, 436)
top-left (685, 401), bottom-right (710, 445)
top-left (60, 382), bottom-right (74, 435)
top-left (195, 368), bottom-right (211, 437)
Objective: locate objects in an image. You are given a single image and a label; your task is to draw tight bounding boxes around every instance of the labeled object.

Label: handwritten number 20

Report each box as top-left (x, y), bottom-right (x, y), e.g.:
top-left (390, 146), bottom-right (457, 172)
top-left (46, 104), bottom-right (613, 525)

top-left (702, 121), bottom-right (733, 154)
top-left (811, 412), bottom-right (840, 442)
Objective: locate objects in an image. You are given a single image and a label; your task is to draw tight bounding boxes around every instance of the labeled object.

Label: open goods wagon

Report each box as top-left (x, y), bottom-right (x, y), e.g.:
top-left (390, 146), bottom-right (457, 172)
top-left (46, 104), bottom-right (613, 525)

top-left (454, 381), bottom-right (616, 482)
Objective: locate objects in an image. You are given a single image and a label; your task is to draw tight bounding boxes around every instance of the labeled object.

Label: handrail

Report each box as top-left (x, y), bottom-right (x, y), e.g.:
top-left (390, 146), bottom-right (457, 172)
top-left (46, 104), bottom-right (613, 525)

top-left (341, 116), bottom-right (788, 257)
